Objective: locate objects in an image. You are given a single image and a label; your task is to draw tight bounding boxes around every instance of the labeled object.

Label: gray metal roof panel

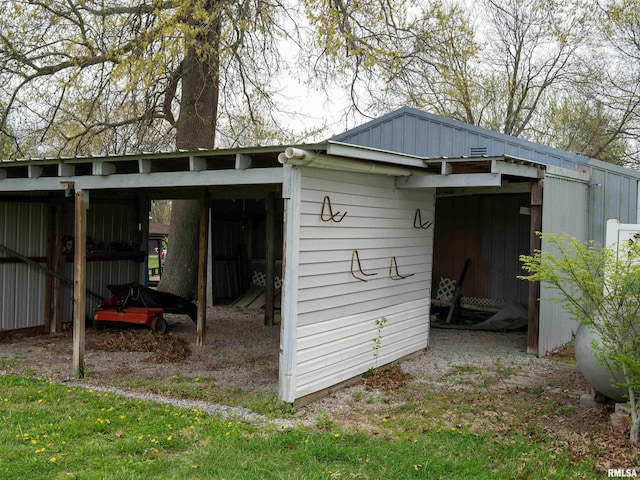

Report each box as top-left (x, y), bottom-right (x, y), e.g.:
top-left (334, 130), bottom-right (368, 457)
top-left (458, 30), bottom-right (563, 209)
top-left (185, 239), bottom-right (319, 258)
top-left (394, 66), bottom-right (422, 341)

top-left (332, 107), bottom-right (598, 171)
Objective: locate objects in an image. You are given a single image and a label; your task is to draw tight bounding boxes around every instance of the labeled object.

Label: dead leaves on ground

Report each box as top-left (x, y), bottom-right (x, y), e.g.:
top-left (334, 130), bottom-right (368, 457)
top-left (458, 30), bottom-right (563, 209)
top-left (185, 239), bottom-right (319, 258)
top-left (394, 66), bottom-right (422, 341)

top-left (87, 329), bottom-right (191, 363)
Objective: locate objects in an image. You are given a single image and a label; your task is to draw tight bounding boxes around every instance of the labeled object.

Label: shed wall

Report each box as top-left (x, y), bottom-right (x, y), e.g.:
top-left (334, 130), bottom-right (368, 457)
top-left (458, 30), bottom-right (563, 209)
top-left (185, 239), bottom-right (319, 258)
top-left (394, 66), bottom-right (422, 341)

top-left (588, 166), bottom-right (638, 246)
top-left (433, 193), bottom-right (530, 305)
top-left (0, 202), bottom-right (48, 330)
top-left (291, 168), bottom-right (434, 400)
top-left (539, 174), bottom-right (589, 355)
top-left (59, 201), bottom-right (141, 321)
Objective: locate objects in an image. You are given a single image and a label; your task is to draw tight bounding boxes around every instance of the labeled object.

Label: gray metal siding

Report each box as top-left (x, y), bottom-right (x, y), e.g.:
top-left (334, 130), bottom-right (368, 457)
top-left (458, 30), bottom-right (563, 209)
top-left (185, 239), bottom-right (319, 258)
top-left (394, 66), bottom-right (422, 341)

top-left (59, 260), bottom-right (140, 322)
top-left (539, 174), bottom-right (589, 356)
top-left (0, 199), bottom-right (141, 328)
top-left (0, 202), bottom-right (48, 330)
top-left (58, 201), bottom-right (142, 322)
top-left (589, 167), bottom-right (638, 246)
top-left (333, 107), bottom-right (593, 170)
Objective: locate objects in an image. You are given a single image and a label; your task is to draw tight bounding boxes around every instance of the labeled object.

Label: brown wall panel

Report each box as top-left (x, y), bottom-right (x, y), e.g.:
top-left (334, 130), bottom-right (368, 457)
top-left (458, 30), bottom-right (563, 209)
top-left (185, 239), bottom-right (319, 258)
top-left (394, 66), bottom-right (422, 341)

top-left (433, 193), bottom-right (530, 306)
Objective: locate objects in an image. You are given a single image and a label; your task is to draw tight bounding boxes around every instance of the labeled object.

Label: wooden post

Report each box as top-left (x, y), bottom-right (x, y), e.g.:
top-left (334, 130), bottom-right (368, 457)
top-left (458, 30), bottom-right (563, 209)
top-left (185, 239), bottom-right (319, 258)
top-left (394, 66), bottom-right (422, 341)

top-left (196, 191), bottom-right (209, 346)
top-left (48, 201), bottom-right (63, 333)
top-left (265, 192), bottom-right (276, 326)
top-left (206, 207), bottom-right (214, 305)
top-left (138, 195), bottom-right (150, 284)
top-left (73, 190), bottom-right (89, 378)
top-left (45, 200), bottom-right (55, 332)
top-left (527, 181), bottom-right (542, 355)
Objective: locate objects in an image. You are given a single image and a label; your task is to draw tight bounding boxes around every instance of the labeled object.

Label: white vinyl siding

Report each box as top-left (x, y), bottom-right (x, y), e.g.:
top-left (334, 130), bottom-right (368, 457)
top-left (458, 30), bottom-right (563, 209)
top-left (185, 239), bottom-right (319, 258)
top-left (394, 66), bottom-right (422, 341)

top-left (289, 167), bottom-right (435, 400)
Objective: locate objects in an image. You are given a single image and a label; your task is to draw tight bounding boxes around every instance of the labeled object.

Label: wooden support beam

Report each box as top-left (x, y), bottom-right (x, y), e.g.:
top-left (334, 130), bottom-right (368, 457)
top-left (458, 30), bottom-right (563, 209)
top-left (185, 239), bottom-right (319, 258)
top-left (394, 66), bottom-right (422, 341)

top-left (436, 181), bottom-right (533, 198)
top-left (46, 201), bottom-right (63, 333)
top-left (52, 203), bottom-right (63, 333)
top-left (491, 159), bottom-right (540, 179)
top-left (0, 167), bottom-right (284, 192)
top-left (45, 202), bottom-right (55, 333)
top-left (206, 208), bottom-right (214, 305)
top-left (527, 181), bottom-right (542, 355)
top-left (397, 173), bottom-right (502, 189)
top-left (138, 196), bottom-right (150, 283)
top-left (265, 192), bottom-right (276, 326)
top-left (73, 189), bottom-right (89, 378)
top-left (196, 191), bottom-right (209, 346)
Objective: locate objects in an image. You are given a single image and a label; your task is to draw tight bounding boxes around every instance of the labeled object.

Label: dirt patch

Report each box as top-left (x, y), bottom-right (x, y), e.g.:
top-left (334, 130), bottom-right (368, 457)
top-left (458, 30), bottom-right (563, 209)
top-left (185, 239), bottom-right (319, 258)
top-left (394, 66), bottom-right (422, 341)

top-left (362, 364), bottom-right (413, 392)
top-left (0, 305), bottom-right (280, 393)
top-left (545, 341), bottom-right (577, 364)
top-left (87, 329), bottom-right (191, 363)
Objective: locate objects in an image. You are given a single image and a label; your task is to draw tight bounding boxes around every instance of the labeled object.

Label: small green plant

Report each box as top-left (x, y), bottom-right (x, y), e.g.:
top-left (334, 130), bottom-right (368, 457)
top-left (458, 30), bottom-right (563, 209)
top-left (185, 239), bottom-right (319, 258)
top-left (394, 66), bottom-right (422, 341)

top-left (372, 316), bottom-right (388, 369)
top-left (314, 410), bottom-right (336, 431)
top-left (520, 232), bottom-right (640, 443)
top-left (0, 356), bottom-right (18, 369)
top-left (495, 359), bottom-right (518, 378)
top-left (556, 406), bottom-right (576, 416)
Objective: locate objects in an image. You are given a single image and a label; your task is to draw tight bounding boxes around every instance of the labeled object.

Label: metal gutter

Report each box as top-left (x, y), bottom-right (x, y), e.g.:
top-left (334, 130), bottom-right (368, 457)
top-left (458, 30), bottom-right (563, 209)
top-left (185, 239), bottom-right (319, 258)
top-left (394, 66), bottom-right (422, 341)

top-left (326, 141), bottom-right (427, 168)
top-left (277, 147), bottom-right (427, 176)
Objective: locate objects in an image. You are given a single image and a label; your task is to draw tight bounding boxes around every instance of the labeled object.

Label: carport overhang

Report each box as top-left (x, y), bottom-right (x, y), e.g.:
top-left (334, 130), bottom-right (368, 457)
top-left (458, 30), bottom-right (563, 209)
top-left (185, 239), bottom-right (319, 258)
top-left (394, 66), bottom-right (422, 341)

top-left (0, 145), bottom-right (552, 398)
top-left (0, 141), bottom-right (437, 390)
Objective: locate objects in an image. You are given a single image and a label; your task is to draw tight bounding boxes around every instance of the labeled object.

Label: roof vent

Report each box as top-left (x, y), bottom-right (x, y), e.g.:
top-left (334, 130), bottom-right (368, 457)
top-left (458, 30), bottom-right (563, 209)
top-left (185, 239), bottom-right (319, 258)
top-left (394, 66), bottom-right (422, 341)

top-left (470, 147), bottom-right (487, 157)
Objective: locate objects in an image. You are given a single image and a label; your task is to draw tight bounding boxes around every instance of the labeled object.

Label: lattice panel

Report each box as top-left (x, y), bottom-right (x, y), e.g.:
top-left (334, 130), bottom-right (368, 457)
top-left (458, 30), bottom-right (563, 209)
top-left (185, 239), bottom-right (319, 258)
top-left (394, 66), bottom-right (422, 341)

top-left (435, 277), bottom-right (456, 302)
top-left (251, 271), bottom-right (282, 289)
top-left (434, 277), bottom-right (507, 312)
top-left (460, 297), bottom-right (508, 310)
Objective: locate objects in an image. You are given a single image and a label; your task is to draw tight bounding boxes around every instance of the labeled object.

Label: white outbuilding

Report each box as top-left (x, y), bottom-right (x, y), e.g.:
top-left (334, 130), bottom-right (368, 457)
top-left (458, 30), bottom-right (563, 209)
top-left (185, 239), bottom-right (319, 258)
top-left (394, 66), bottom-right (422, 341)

top-left (2, 107), bottom-right (639, 404)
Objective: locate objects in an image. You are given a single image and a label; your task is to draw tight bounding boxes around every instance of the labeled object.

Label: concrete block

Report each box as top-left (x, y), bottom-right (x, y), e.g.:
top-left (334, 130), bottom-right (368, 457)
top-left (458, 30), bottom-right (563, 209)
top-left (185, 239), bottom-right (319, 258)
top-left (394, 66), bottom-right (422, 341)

top-left (579, 393), bottom-right (600, 408)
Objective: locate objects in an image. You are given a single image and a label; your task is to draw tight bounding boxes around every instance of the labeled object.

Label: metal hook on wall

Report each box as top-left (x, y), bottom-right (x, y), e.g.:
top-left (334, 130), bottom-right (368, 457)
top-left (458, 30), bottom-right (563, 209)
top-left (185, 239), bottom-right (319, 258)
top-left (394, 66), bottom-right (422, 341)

top-left (350, 250), bottom-right (378, 282)
top-left (321, 196), bottom-right (347, 223)
top-left (389, 256), bottom-right (415, 280)
top-left (413, 209), bottom-right (433, 229)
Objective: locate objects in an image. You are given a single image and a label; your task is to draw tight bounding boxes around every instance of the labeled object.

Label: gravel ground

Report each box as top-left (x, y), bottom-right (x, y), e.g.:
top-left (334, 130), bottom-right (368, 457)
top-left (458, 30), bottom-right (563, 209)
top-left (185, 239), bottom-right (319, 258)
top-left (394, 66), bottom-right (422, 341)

top-left (79, 384), bottom-right (302, 429)
top-left (299, 325), bottom-right (562, 419)
top-left (71, 326), bottom-right (547, 427)
top-left (404, 327), bottom-right (543, 386)
top-left (1, 312), bottom-right (567, 426)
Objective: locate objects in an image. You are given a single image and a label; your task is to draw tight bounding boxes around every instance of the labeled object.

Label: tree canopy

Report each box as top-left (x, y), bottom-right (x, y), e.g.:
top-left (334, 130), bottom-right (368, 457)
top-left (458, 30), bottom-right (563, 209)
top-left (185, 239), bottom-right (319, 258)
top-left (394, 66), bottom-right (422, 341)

top-left (2, 0), bottom-right (640, 297)
top-left (0, 0), bottom-right (302, 155)
top-left (2, 0), bottom-right (640, 166)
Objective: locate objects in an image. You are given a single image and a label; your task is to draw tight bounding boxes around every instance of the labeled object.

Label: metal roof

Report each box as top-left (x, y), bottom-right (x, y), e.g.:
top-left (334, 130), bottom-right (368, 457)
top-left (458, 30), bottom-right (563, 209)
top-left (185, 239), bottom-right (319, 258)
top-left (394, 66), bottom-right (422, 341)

top-left (330, 106), bottom-right (632, 173)
top-left (0, 141), bottom-right (447, 194)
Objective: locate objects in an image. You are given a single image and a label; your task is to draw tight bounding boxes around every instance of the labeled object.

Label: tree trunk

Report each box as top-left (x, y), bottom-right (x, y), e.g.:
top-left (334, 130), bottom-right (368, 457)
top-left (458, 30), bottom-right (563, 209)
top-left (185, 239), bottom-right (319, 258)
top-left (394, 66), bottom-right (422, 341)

top-left (158, 199), bottom-right (201, 299)
top-left (157, 4), bottom-right (220, 300)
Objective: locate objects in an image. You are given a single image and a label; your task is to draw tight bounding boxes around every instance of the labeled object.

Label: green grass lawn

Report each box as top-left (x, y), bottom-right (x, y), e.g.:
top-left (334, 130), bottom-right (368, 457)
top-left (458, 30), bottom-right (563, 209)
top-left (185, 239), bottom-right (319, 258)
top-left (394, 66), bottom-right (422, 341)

top-left (148, 254), bottom-right (159, 270)
top-left (0, 375), bottom-right (597, 480)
